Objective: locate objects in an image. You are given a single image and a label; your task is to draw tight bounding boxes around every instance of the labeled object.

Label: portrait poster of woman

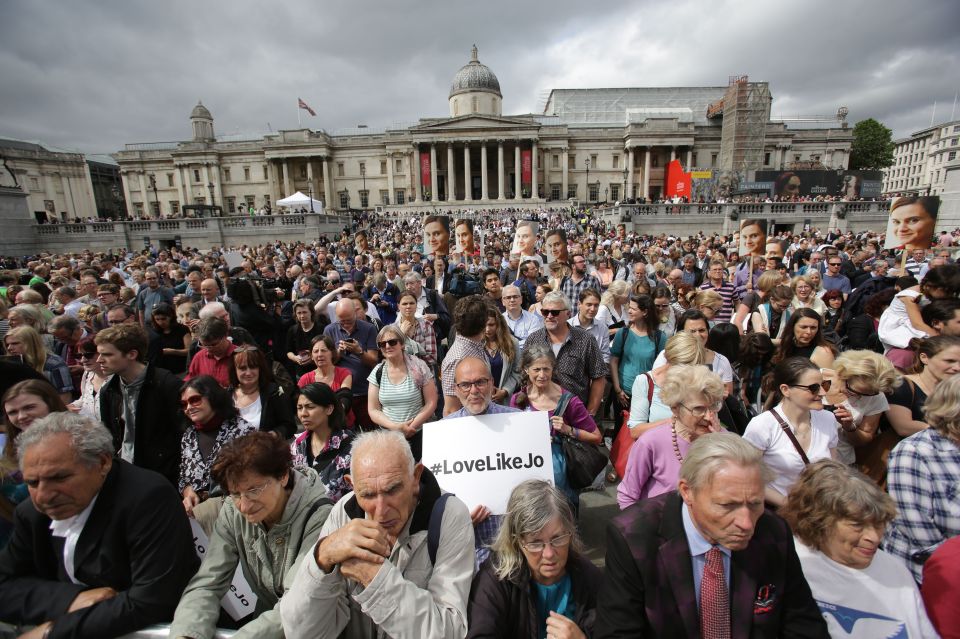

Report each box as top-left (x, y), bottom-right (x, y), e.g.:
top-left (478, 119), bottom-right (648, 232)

top-left (883, 196), bottom-right (939, 251)
top-left (511, 220), bottom-right (543, 270)
top-left (454, 218), bottom-right (478, 255)
top-left (738, 218), bottom-right (768, 259)
top-left (422, 214), bottom-right (451, 257)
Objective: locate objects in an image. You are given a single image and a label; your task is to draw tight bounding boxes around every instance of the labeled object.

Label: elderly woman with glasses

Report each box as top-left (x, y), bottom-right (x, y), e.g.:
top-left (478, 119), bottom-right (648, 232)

top-left (743, 357), bottom-right (842, 509)
top-left (367, 324), bottom-right (437, 460)
top-left (466, 480), bottom-right (601, 639)
top-left (169, 431), bottom-right (333, 639)
top-left (781, 460), bottom-right (937, 638)
top-left (617, 365), bottom-right (725, 510)
top-left (179, 375), bottom-right (255, 534)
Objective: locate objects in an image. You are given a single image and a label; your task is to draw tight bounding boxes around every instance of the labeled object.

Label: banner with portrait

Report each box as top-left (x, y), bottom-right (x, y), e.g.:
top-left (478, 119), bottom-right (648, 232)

top-left (521, 149), bottom-right (532, 187)
top-left (544, 228), bottom-right (570, 264)
top-left (511, 219), bottom-right (543, 269)
top-left (453, 217), bottom-right (480, 255)
top-left (422, 214), bottom-right (450, 257)
top-left (419, 151), bottom-right (431, 197)
top-left (883, 196), bottom-right (940, 251)
top-left (738, 218), bottom-right (768, 258)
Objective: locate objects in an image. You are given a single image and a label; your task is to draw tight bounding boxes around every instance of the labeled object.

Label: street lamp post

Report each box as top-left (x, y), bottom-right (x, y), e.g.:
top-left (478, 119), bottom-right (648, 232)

top-left (584, 158), bottom-right (590, 203)
top-left (307, 184), bottom-right (315, 214)
top-left (622, 167), bottom-right (628, 202)
top-left (207, 182), bottom-right (215, 216)
top-left (360, 164), bottom-right (366, 210)
top-left (149, 174), bottom-right (158, 218)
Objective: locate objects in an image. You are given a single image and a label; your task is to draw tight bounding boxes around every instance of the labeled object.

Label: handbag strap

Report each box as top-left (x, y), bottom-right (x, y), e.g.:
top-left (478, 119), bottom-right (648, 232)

top-left (554, 392), bottom-right (573, 419)
top-left (770, 408), bottom-right (810, 465)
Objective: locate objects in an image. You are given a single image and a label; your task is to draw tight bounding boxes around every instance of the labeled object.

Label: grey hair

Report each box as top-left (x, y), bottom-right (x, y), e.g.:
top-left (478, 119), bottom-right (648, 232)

top-left (49, 314), bottom-right (81, 333)
top-left (350, 429), bottom-right (415, 477)
top-left (198, 301), bottom-right (226, 319)
top-left (501, 284), bottom-right (520, 297)
top-left (659, 365), bottom-right (725, 409)
top-left (16, 412), bottom-right (114, 468)
top-left (540, 291), bottom-right (570, 312)
top-left (679, 432), bottom-right (771, 491)
top-left (519, 342), bottom-right (556, 373)
top-left (403, 271), bottom-right (422, 284)
top-left (490, 480), bottom-right (582, 582)
top-left (377, 323), bottom-right (405, 344)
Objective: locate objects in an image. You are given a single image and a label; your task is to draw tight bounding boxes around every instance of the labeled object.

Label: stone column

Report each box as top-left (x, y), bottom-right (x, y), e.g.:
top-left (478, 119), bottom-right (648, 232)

top-left (121, 172), bottom-right (135, 218)
top-left (480, 143), bottom-right (489, 200)
top-left (322, 157), bottom-right (333, 208)
top-left (497, 141), bottom-right (506, 201)
top-left (138, 172), bottom-right (150, 215)
top-left (532, 141), bottom-right (539, 199)
top-left (670, 147), bottom-right (676, 162)
top-left (561, 148), bottom-right (569, 200)
top-left (446, 145), bottom-right (455, 201)
top-left (686, 148), bottom-right (693, 169)
top-left (514, 143), bottom-right (521, 200)
top-left (212, 164), bottom-right (223, 212)
top-left (281, 161), bottom-right (291, 199)
top-left (174, 166), bottom-right (187, 209)
top-left (626, 148), bottom-right (635, 199)
top-left (413, 146), bottom-right (422, 203)
top-left (643, 148), bottom-right (651, 200)
top-left (463, 144), bottom-right (472, 202)
top-left (306, 159), bottom-right (315, 202)
top-left (387, 154), bottom-right (395, 203)
top-left (430, 143), bottom-right (438, 201)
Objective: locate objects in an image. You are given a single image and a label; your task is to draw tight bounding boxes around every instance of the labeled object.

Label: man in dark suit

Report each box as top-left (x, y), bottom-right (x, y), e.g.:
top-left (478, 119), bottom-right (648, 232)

top-left (596, 433), bottom-right (827, 639)
top-left (0, 413), bottom-right (198, 639)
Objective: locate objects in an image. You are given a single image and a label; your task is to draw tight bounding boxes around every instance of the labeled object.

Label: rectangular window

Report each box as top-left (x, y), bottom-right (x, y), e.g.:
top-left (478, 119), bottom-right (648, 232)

top-left (764, 152), bottom-right (771, 166)
top-left (552, 154), bottom-right (560, 169)
top-left (652, 154), bottom-right (659, 168)
top-left (30, 177), bottom-right (40, 190)
top-left (710, 153), bottom-right (718, 167)
top-left (223, 167), bottom-right (231, 182)
top-left (949, 152), bottom-right (956, 161)
top-left (568, 155), bottom-right (576, 170)
top-left (567, 184), bottom-right (577, 199)
top-left (167, 173), bottom-right (174, 187)
top-left (589, 184), bottom-right (599, 201)
top-left (226, 196), bottom-right (236, 213)
top-left (611, 184), bottom-right (620, 201)
top-left (151, 201), bottom-right (160, 217)
top-left (794, 154), bottom-right (801, 162)
top-left (244, 167), bottom-right (251, 181)
top-left (590, 154), bottom-right (597, 169)
top-left (551, 184), bottom-right (561, 200)
top-left (134, 202), bottom-right (144, 215)
top-left (193, 169), bottom-right (201, 183)
top-left (395, 159), bottom-right (403, 173)
top-left (337, 162), bottom-right (345, 177)
top-left (263, 165), bottom-right (268, 180)
top-left (169, 200), bottom-right (179, 214)
top-left (300, 165), bottom-right (308, 179)
top-left (395, 189), bottom-right (405, 204)
top-left (245, 195), bottom-right (255, 208)
top-left (359, 162), bottom-right (366, 176)
top-left (953, 139), bottom-right (958, 146)
top-left (339, 191), bottom-right (349, 209)
top-left (264, 195), bottom-right (270, 207)
top-left (612, 155), bottom-right (620, 169)
top-left (380, 189), bottom-right (390, 204)
top-left (380, 160), bottom-right (387, 175)
top-left (360, 190), bottom-right (369, 208)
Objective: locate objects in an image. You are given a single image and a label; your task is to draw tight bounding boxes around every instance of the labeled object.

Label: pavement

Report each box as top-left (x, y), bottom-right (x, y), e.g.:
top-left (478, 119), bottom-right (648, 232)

top-left (579, 479), bottom-right (620, 567)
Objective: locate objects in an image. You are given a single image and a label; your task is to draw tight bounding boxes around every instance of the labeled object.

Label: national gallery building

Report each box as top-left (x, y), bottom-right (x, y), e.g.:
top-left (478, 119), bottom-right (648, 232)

top-left (114, 46), bottom-right (852, 217)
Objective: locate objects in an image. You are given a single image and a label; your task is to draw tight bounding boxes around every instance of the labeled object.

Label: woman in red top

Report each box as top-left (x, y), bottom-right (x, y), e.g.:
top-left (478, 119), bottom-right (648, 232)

top-left (297, 335), bottom-right (354, 427)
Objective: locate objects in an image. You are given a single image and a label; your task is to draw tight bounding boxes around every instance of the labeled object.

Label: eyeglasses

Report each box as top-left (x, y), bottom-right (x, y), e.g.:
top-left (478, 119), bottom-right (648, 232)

top-left (180, 395), bottom-right (205, 409)
top-left (680, 402), bottom-right (723, 417)
top-left (229, 481), bottom-right (270, 503)
top-left (520, 533), bottom-right (572, 553)
top-left (455, 378), bottom-right (491, 393)
top-left (377, 338), bottom-right (401, 349)
top-left (790, 381), bottom-right (831, 394)
top-left (541, 308), bottom-right (565, 317)
top-left (655, 303), bottom-right (671, 309)
top-left (828, 262), bottom-right (841, 267)
top-left (844, 386), bottom-right (879, 399)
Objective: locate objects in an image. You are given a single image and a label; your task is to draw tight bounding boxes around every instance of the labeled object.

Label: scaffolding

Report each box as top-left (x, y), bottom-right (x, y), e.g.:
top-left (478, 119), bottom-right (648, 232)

top-left (711, 76), bottom-right (771, 173)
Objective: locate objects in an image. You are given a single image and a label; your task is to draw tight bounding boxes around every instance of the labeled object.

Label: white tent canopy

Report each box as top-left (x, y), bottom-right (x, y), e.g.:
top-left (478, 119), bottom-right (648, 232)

top-left (275, 191), bottom-right (324, 213)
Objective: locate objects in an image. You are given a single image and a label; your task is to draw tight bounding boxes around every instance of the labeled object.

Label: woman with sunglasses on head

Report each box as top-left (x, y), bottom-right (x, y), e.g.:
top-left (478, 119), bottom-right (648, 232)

top-left (230, 346), bottom-right (296, 439)
top-left (743, 357), bottom-right (845, 509)
top-left (291, 383), bottom-right (354, 503)
top-left (66, 337), bottom-right (108, 420)
top-left (179, 375), bottom-right (255, 535)
top-left (169, 431), bottom-right (333, 639)
top-left (367, 325), bottom-right (437, 460)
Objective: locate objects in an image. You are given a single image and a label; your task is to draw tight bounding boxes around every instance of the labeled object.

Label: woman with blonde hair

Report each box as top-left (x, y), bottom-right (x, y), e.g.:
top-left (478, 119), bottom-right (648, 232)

top-left (597, 280), bottom-right (630, 339)
top-left (3, 326), bottom-right (73, 403)
top-left (687, 289), bottom-right (723, 326)
top-left (790, 274), bottom-right (827, 315)
top-left (529, 283), bottom-right (552, 317)
top-left (617, 365), bottom-right (725, 509)
top-left (7, 304), bottom-right (53, 351)
top-left (733, 269), bottom-right (785, 334)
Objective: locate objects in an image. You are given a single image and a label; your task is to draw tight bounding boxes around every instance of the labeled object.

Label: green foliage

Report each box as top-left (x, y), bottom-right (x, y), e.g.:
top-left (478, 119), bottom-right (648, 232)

top-left (849, 118), bottom-right (895, 170)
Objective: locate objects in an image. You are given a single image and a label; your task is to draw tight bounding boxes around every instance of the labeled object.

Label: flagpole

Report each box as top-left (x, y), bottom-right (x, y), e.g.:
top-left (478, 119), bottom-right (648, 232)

top-left (298, 102), bottom-right (302, 129)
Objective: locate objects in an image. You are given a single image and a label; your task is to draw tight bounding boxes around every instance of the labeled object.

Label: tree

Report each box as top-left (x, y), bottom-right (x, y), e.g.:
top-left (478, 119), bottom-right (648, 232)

top-left (848, 118), bottom-right (895, 170)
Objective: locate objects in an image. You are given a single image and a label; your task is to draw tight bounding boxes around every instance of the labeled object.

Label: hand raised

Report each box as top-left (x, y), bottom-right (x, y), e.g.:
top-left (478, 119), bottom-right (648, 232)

top-left (316, 519), bottom-right (393, 572)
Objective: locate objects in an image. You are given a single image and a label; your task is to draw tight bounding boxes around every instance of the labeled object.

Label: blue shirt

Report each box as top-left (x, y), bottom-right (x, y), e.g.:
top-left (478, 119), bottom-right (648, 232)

top-left (682, 501), bottom-right (732, 607)
top-left (323, 319), bottom-right (378, 395)
top-left (446, 402), bottom-right (520, 420)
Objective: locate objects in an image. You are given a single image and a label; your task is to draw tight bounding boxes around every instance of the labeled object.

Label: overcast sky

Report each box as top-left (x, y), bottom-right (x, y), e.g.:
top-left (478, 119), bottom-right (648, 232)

top-left (1, 0), bottom-right (957, 156)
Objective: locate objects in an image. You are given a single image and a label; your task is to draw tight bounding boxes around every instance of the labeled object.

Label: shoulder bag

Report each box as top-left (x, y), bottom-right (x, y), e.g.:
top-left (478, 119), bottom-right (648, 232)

top-left (557, 392), bottom-right (606, 490)
top-left (770, 408), bottom-right (810, 465)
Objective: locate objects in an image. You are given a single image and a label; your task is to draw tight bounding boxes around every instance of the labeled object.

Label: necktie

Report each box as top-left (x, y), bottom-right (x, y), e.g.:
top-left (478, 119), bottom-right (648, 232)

top-left (700, 547), bottom-right (731, 639)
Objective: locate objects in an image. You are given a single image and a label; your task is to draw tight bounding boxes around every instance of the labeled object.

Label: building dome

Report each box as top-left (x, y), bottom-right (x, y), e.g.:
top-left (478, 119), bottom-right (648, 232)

top-left (449, 45), bottom-right (501, 98)
top-left (190, 101), bottom-right (212, 120)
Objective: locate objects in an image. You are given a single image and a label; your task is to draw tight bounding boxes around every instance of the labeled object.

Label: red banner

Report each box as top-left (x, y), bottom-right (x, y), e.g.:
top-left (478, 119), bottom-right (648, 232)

top-left (521, 149), bottom-right (532, 186)
top-left (420, 151), bottom-right (431, 195)
top-left (664, 159), bottom-right (691, 199)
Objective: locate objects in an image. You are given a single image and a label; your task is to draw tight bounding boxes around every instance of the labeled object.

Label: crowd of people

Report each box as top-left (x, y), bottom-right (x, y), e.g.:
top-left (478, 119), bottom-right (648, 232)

top-left (0, 203), bottom-right (958, 638)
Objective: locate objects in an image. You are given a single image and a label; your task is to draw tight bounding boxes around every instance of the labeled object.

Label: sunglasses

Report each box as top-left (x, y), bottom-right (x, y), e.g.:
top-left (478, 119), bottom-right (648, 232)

top-left (541, 308), bottom-right (565, 317)
top-left (377, 338), bottom-right (401, 349)
top-left (180, 395), bottom-right (205, 409)
top-left (790, 381), bottom-right (831, 394)
top-left (79, 352), bottom-right (97, 360)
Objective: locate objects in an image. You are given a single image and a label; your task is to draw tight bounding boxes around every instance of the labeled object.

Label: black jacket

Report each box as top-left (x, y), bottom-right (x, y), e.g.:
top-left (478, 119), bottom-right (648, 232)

top-left (466, 552), bottom-right (601, 638)
top-left (0, 460), bottom-right (199, 638)
top-left (99, 363), bottom-right (184, 485)
top-left (255, 382), bottom-right (296, 439)
top-left (422, 288), bottom-right (451, 341)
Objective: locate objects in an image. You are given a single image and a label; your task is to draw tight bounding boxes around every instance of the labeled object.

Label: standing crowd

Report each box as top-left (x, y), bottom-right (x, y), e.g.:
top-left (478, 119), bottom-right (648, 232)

top-left (0, 204), bottom-right (958, 638)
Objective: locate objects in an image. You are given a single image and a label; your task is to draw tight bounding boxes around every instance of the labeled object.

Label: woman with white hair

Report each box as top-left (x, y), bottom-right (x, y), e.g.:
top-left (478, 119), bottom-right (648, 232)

top-left (466, 480), bottom-right (601, 639)
top-left (597, 280), bottom-right (630, 340)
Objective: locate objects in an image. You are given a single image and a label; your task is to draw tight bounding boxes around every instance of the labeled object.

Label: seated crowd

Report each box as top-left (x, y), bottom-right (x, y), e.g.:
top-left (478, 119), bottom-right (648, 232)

top-left (0, 208), bottom-right (958, 638)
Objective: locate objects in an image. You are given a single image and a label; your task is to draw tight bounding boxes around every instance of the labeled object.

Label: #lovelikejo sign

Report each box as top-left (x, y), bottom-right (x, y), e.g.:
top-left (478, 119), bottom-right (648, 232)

top-left (421, 411), bottom-right (554, 514)
top-left (189, 518), bottom-right (259, 621)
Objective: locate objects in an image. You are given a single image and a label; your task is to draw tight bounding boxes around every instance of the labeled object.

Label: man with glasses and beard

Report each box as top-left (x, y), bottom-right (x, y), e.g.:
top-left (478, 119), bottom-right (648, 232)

top-left (822, 256), bottom-right (852, 299)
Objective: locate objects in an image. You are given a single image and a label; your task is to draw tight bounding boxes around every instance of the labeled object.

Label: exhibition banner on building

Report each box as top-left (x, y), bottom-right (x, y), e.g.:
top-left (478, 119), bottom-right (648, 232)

top-left (419, 151), bottom-right (431, 194)
top-left (521, 149), bottom-right (532, 186)
top-left (422, 411), bottom-right (553, 514)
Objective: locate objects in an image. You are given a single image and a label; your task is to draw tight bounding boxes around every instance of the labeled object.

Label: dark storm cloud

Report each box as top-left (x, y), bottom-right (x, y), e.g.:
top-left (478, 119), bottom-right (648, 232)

top-left (0, 0), bottom-right (956, 155)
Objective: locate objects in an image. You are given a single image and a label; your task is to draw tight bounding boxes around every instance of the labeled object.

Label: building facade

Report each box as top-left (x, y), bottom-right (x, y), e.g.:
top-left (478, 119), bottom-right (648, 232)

top-left (0, 138), bottom-right (99, 222)
top-left (882, 119), bottom-right (960, 197)
top-left (113, 49), bottom-right (853, 217)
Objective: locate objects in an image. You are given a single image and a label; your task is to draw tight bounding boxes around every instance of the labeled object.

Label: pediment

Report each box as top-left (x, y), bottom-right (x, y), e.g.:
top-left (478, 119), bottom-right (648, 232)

top-left (411, 115), bottom-right (538, 132)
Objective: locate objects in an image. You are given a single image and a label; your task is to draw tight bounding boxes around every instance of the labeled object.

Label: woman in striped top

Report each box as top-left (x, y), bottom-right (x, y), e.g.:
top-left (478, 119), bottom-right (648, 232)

top-left (367, 325), bottom-right (438, 460)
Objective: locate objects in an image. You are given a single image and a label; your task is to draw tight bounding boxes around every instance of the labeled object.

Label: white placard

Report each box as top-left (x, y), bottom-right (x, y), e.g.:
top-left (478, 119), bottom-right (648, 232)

top-left (421, 411), bottom-right (553, 515)
top-left (223, 250), bottom-right (244, 270)
top-left (189, 518), bottom-right (259, 621)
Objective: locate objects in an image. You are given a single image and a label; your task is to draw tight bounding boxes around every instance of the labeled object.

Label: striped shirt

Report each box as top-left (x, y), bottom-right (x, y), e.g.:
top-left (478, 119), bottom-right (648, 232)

top-left (699, 280), bottom-right (739, 324)
top-left (368, 361), bottom-right (426, 423)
